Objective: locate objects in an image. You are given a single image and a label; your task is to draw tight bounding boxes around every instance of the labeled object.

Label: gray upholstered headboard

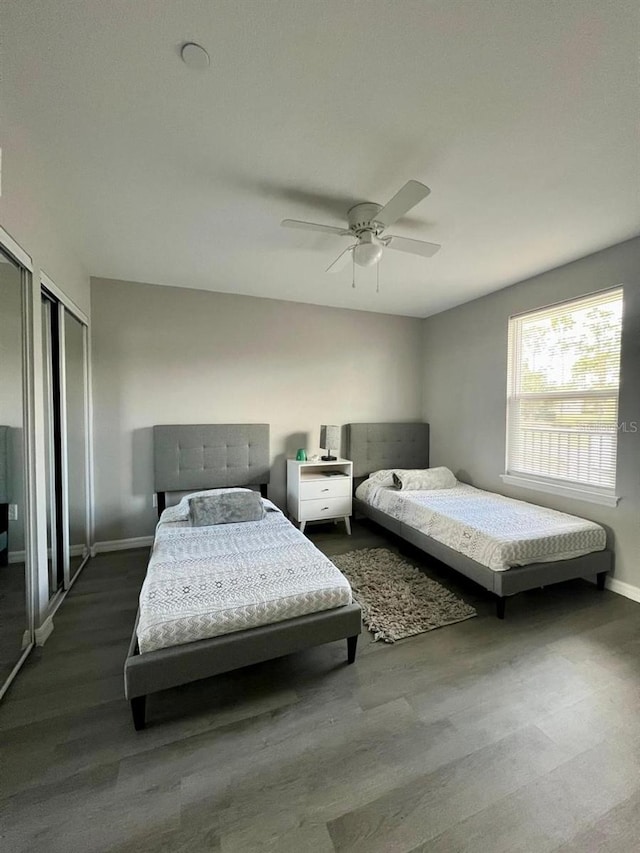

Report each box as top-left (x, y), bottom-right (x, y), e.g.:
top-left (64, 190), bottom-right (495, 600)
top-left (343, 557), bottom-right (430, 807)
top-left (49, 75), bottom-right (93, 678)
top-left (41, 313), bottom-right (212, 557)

top-left (153, 424), bottom-right (270, 513)
top-left (345, 422), bottom-right (430, 478)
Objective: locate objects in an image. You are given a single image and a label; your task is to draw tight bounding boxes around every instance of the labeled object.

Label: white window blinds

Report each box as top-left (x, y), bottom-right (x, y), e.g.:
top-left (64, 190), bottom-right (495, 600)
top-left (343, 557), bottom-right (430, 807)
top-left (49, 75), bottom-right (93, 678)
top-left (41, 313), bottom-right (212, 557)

top-left (506, 288), bottom-right (623, 493)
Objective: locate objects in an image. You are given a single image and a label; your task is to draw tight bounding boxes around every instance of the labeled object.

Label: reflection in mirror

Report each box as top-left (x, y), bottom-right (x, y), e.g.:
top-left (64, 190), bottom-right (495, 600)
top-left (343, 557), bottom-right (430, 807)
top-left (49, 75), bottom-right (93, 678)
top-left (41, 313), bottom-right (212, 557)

top-left (42, 295), bottom-right (61, 598)
top-left (64, 310), bottom-right (88, 579)
top-left (0, 250), bottom-right (30, 686)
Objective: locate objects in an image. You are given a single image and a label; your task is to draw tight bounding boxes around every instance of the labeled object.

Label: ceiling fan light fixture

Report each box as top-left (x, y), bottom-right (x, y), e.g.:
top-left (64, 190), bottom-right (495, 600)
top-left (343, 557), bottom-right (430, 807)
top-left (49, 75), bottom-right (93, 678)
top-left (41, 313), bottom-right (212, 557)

top-left (353, 233), bottom-right (384, 267)
top-left (280, 179), bottom-right (441, 274)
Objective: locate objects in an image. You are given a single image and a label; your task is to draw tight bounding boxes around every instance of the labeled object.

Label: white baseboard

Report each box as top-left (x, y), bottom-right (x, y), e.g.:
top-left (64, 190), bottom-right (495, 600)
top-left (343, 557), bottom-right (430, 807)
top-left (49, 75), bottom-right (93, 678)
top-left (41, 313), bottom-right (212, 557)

top-left (9, 548), bottom-right (44, 563)
top-left (606, 576), bottom-right (640, 604)
top-left (9, 545), bottom-right (85, 563)
top-left (92, 536), bottom-right (154, 555)
top-left (8, 550), bottom-right (25, 564)
top-left (35, 615), bottom-right (54, 646)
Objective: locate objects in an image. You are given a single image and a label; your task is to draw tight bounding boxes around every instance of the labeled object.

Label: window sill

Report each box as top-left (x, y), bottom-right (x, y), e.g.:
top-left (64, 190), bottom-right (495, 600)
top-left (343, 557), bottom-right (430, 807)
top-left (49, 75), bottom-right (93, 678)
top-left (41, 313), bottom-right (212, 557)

top-left (500, 474), bottom-right (619, 508)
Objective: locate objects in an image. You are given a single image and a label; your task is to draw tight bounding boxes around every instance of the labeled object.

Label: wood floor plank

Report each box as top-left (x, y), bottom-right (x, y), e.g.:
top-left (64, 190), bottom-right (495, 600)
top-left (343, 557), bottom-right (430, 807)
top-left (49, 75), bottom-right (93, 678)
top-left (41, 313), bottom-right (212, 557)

top-left (1, 521), bottom-right (639, 853)
top-left (552, 788), bottom-right (640, 853)
top-left (221, 818), bottom-right (334, 853)
top-left (2, 780), bottom-right (182, 853)
top-left (410, 739), bottom-right (640, 853)
top-left (179, 697), bottom-right (439, 841)
top-left (326, 725), bottom-right (574, 852)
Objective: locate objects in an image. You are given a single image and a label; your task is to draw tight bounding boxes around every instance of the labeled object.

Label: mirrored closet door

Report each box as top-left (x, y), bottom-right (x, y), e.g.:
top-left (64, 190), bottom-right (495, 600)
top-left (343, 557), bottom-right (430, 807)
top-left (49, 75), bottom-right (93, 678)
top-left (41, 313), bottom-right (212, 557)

top-left (42, 293), bottom-right (63, 597)
top-left (42, 287), bottom-right (90, 601)
top-left (64, 309), bottom-right (89, 582)
top-left (0, 247), bottom-right (33, 692)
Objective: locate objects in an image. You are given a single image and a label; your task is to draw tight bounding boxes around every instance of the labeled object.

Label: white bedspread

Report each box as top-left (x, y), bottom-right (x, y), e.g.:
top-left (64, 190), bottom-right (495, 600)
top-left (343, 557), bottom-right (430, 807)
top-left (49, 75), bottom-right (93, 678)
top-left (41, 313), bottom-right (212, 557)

top-left (137, 499), bottom-right (352, 654)
top-left (355, 480), bottom-right (606, 572)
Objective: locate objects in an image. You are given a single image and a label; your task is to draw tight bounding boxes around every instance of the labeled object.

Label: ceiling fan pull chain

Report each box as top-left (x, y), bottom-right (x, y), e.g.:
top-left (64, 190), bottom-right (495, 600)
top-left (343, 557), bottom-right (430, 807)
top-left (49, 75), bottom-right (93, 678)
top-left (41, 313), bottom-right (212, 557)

top-left (352, 253), bottom-right (356, 288)
top-left (376, 259), bottom-right (380, 294)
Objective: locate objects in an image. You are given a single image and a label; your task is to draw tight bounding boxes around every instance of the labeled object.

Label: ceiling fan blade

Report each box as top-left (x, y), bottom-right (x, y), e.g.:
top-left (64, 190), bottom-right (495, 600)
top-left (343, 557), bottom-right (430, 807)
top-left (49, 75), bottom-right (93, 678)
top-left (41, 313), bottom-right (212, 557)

top-left (326, 245), bottom-right (355, 273)
top-left (281, 219), bottom-right (351, 237)
top-left (383, 235), bottom-right (441, 258)
top-left (374, 180), bottom-right (431, 229)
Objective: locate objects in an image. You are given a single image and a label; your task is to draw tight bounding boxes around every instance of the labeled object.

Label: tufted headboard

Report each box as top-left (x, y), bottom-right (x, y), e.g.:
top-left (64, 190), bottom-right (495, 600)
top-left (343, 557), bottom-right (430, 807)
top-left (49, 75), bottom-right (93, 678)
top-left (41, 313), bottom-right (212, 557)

top-left (153, 424), bottom-right (270, 514)
top-left (345, 422), bottom-right (430, 479)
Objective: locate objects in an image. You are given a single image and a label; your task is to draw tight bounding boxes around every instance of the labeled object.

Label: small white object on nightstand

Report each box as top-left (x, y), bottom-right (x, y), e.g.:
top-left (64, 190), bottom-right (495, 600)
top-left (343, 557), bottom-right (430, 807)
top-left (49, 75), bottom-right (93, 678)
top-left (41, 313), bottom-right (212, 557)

top-left (287, 458), bottom-right (353, 535)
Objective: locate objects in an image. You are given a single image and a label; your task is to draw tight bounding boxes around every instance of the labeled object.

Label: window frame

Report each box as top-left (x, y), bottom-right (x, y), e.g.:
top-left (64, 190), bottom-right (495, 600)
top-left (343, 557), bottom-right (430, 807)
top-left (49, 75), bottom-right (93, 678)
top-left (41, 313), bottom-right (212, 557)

top-left (500, 286), bottom-right (623, 508)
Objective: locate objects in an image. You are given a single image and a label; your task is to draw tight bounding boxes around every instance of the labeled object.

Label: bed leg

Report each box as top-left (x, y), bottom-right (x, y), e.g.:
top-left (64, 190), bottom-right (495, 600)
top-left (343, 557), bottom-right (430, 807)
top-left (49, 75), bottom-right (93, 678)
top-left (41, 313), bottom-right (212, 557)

top-left (495, 596), bottom-right (506, 620)
top-left (347, 635), bottom-right (358, 664)
top-left (597, 572), bottom-right (607, 591)
top-left (131, 696), bottom-right (147, 730)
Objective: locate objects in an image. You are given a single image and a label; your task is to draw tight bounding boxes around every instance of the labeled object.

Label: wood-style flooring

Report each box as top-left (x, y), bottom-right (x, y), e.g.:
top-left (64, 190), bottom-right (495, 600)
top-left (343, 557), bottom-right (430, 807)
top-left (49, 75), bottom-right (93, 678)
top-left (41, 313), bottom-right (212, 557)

top-left (1, 519), bottom-right (640, 852)
top-left (0, 561), bottom-right (29, 684)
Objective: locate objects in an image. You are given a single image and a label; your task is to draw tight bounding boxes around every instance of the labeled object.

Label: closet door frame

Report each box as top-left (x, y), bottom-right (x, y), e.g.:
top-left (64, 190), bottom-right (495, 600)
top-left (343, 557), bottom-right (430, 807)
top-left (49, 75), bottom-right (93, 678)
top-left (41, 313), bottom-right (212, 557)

top-left (41, 272), bottom-right (93, 592)
top-left (0, 226), bottom-right (36, 699)
top-left (41, 292), bottom-right (63, 600)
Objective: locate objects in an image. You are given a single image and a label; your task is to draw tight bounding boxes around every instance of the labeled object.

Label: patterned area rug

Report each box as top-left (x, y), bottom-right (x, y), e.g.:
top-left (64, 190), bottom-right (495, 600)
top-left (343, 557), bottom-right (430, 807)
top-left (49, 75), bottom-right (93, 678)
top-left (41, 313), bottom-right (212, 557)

top-left (331, 547), bottom-right (477, 643)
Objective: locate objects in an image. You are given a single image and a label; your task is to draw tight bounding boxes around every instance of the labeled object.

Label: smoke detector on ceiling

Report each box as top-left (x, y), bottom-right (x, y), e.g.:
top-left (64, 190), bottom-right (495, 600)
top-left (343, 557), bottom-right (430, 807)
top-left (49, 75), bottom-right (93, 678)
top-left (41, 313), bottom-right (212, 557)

top-left (181, 42), bottom-right (210, 70)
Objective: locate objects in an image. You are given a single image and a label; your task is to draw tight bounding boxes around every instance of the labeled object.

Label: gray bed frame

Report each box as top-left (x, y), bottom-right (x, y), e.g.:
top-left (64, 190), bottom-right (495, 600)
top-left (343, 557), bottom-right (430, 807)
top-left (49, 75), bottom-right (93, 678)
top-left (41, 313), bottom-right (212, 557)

top-left (346, 422), bottom-right (612, 619)
top-left (124, 424), bottom-right (362, 730)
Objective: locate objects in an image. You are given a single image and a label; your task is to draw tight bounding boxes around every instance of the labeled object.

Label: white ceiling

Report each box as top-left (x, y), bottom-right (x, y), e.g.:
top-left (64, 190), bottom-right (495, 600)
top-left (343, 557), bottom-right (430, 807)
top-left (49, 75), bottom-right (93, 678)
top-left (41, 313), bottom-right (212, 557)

top-left (3, 0), bottom-right (639, 317)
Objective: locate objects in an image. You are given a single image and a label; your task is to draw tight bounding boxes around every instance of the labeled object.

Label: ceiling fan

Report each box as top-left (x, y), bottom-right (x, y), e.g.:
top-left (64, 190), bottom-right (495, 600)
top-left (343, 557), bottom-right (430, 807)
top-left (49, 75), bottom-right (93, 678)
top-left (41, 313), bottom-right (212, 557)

top-left (281, 180), bottom-right (440, 273)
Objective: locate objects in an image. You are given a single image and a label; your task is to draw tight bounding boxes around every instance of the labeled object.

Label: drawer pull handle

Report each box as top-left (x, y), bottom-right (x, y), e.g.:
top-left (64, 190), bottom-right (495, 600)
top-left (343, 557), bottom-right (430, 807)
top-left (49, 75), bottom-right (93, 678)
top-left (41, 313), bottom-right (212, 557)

top-left (321, 506), bottom-right (329, 511)
top-left (321, 488), bottom-right (329, 492)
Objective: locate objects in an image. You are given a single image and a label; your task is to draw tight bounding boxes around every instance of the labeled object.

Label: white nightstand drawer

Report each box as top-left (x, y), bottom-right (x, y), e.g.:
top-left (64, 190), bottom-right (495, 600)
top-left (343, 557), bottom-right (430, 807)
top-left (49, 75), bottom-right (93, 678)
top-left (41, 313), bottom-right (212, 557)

top-left (299, 478), bottom-right (351, 500)
top-left (298, 496), bottom-right (352, 521)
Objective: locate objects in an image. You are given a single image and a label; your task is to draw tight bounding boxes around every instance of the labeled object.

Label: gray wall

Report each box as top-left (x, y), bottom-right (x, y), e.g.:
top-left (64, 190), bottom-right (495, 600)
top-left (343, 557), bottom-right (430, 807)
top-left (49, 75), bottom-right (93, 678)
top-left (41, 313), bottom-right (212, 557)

top-left (2, 110), bottom-right (90, 627)
top-left (422, 236), bottom-right (640, 589)
top-left (2, 112), bottom-right (90, 315)
top-left (91, 278), bottom-right (424, 541)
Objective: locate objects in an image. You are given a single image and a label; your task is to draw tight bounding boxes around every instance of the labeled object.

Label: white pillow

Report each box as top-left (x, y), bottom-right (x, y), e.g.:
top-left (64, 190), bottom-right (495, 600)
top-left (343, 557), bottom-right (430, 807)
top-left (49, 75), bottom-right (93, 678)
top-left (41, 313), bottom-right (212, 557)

top-left (392, 467), bottom-right (457, 491)
top-left (367, 469), bottom-right (398, 487)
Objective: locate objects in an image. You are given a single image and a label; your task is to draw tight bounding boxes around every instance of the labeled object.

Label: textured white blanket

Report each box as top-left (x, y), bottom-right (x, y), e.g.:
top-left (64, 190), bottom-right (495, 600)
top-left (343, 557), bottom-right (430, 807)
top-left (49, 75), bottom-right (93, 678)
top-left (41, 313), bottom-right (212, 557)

top-left (137, 502), bottom-right (352, 654)
top-left (355, 480), bottom-right (606, 572)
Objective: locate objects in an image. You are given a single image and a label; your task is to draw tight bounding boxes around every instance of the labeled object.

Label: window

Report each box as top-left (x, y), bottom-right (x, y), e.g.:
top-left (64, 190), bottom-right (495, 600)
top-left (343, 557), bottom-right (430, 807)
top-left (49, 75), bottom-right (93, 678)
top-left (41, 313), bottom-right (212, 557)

top-left (503, 287), bottom-right (623, 506)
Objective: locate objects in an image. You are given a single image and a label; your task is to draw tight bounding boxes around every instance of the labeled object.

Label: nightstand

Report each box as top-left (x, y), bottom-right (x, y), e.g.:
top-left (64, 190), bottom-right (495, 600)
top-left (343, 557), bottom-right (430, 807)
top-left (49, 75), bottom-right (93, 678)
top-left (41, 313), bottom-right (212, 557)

top-left (287, 459), bottom-right (353, 535)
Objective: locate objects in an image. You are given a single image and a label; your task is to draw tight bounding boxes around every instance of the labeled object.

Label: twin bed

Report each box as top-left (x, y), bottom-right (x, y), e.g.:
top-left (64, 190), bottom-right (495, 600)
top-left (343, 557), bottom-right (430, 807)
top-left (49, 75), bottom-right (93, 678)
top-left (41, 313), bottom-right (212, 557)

top-left (347, 422), bottom-right (611, 618)
top-left (125, 421), bottom-right (611, 729)
top-left (124, 424), bottom-right (361, 730)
